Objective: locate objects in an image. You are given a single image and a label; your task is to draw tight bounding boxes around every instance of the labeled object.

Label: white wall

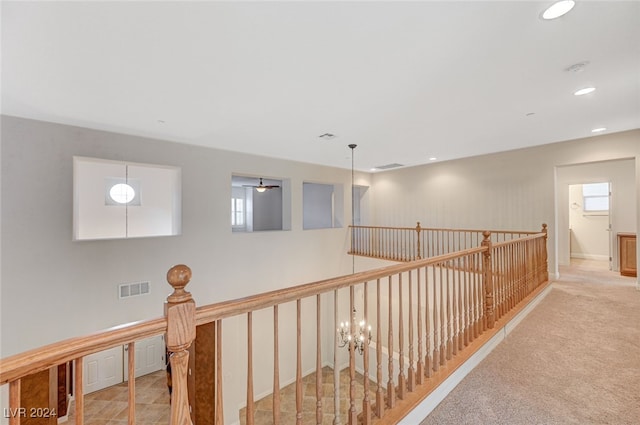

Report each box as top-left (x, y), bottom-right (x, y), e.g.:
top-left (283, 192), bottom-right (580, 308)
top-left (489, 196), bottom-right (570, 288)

top-left (369, 129), bottom-right (640, 280)
top-left (557, 159), bottom-right (636, 269)
top-left (0, 115), bottom-right (372, 424)
top-left (2, 116), bottom-right (638, 422)
top-left (568, 184), bottom-right (609, 261)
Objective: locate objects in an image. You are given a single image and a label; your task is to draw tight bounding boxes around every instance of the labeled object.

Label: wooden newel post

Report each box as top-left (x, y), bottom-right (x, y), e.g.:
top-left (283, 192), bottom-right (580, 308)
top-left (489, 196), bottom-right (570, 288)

top-left (481, 231), bottom-right (495, 329)
top-left (416, 222), bottom-right (422, 260)
top-left (542, 223), bottom-right (549, 281)
top-left (166, 264), bottom-right (196, 425)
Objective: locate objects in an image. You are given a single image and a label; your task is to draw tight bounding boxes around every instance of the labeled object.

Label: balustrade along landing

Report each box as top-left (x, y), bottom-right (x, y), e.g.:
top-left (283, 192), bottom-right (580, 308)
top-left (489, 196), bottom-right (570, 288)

top-left (0, 225), bottom-right (550, 425)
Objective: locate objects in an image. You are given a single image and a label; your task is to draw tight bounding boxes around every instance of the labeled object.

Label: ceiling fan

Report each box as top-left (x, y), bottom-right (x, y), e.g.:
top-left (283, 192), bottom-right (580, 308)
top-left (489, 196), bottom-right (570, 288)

top-left (243, 178), bottom-right (280, 192)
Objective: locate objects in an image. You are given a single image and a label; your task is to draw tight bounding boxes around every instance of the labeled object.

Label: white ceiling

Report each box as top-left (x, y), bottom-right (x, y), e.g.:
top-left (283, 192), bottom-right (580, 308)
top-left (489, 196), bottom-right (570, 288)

top-left (2, 1), bottom-right (639, 171)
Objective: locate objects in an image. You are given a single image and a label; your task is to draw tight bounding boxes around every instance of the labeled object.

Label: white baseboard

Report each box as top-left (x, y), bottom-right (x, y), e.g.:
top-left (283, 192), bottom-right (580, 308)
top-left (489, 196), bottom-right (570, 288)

top-left (398, 283), bottom-right (553, 425)
top-left (570, 253), bottom-right (609, 261)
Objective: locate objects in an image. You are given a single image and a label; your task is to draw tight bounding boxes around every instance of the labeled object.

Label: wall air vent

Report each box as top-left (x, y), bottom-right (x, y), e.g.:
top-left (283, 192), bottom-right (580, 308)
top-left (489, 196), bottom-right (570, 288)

top-left (119, 281), bottom-right (150, 299)
top-left (375, 163), bottom-right (404, 170)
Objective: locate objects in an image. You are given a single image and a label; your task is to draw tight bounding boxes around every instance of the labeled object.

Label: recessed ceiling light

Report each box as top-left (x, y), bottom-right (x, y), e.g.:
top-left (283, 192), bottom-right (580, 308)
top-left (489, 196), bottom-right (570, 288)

top-left (542, 1), bottom-right (575, 20)
top-left (429, 157), bottom-right (437, 161)
top-left (574, 87), bottom-right (595, 96)
top-left (370, 167), bottom-right (378, 172)
top-left (591, 127), bottom-right (607, 133)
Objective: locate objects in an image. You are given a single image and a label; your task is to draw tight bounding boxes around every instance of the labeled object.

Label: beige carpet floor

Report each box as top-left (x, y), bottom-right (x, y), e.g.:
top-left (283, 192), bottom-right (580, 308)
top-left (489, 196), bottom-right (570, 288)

top-left (421, 260), bottom-right (640, 425)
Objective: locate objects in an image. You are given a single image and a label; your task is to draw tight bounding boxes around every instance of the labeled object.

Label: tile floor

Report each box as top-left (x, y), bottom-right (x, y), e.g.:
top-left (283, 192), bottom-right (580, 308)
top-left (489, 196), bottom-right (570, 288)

top-left (64, 366), bottom-right (378, 425)
top-left (239, 366), bottom-right (377, 425)
top-left (65, 370), bottom-right (170, 425)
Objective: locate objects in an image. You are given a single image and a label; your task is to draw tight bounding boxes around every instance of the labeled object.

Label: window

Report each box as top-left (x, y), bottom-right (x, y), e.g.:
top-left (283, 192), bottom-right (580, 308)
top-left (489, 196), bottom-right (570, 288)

top-left (231, 175), bottom-right (290, 232)
top-left (582, 182), bottom-right (609, 212)
top-left (303, 182), bottom-right (344, 230)
top-left (231, 196), bottom-right (245, 227)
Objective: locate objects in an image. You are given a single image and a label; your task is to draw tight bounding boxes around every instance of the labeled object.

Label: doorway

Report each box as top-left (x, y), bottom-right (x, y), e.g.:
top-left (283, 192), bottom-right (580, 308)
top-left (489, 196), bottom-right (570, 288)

top-left (568, 182), bottom-right (611, 270)
top-left (555, 158), bottom-right (636, 279)
top-left (82, 334), bottom-right (165, 394)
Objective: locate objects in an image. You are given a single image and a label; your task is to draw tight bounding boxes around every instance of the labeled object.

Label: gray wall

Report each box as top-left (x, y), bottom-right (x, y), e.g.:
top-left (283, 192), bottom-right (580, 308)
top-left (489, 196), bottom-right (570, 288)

top-left (370, 129), bottom-right (640, 279)
top-left (1, 116), bottom-right (365, 422)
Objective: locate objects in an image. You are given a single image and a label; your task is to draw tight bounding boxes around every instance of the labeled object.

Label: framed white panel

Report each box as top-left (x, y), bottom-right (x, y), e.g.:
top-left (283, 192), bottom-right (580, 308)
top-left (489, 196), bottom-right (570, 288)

top-left (73, 156), bottom-right (181, 240)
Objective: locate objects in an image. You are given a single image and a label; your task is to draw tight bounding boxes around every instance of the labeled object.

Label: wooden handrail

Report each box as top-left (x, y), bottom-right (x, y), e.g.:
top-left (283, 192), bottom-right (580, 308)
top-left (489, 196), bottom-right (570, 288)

top-left (0, 317), bottom-right (166, 385)
top-left (194, 247), bottom-right (486, 326)
top-left (350, 224), bottom-right (540, 235)
top-left (1, 226), bottom-right (549, 425)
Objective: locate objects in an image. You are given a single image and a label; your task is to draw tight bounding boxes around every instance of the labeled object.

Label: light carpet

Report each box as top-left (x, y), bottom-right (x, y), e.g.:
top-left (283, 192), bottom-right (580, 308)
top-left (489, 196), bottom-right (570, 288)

top-left (421, 263), bottom-right (639, 425)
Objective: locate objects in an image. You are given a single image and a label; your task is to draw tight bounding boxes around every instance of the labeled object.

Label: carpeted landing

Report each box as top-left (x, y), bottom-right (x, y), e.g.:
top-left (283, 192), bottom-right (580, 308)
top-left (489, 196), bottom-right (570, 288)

top-left (421, 261), bottom-right (639, 425)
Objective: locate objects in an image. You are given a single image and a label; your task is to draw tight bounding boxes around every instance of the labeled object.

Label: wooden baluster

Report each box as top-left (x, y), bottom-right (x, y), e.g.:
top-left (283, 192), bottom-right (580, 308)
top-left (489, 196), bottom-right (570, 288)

top-left (446, 261), bottom-right (453, 361)
top-left (296, 299), bottom-right (303, 425)
top-left (542, 223), bottom-right (549, 282)
top-left (452, 259), bottom-right (459, 357)
top-left (394, 229), bottom-right (398, 260)
top-left (432, 264), bottom-right (440, 372)
top-left (127, 342), bottom-right (135, 425)
top-left (416, 267), bottom-right (424, 385)
top-left (387, 276), bottom-right (395, 408)
top-left (316, 295), bottom-right (323, 425)
top-left (397, 274), bottom-right (406, 399)
top-left (9, 379), bottom-right (21, 425)
top-left (511, 242), bottom-right (516, 310)
top-left (375, 279), bottom-right (384, 419)
top-left (481, 232), bottom-right (495, 329)
top-left (515, 242), bottom-right (520, 307)
top-left (246, 312), bottom-right (254, 425)
top-left (333, 290), bottom-right (341, 425)
top-left (509, 243), bottom-right (514, 315)
top-left (499, 246), bottom-right (504, 320)
top-left (165, 264), bottom-right (196, 425)
top-left (457, 258), bottom-right (464, 352)
top-left (497, 245), bottom-right (503, 319)
top-left (463, 256), bottom-right (470, 347)
top-left (348, 287), bottom-right (357, 425)
top-left (216, 320), bottom-right (224, 425)
top-left (273, 306), bottom-right (281, 425)
top-left (469, 256), bottom-right (477, 342)
top-left (407, 271), bottom-right (416, 391)
top-left (425, 266), bottom-right (433, 378)
top-left (439, 264), bottom-right (446, 366)
top-left (362, 283), bottom-right (372, 425)
top-left (75, 358), bottom-right (84, 425)
top-left (416, 222), bottom-right (422, 260)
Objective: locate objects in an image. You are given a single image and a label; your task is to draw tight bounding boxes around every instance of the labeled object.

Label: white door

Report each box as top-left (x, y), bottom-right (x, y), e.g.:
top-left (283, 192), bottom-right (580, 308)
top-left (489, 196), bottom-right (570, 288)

top-left (83, 345), bottom-right (124, 394)
top-left (124, 335), bottom-right (165, 380)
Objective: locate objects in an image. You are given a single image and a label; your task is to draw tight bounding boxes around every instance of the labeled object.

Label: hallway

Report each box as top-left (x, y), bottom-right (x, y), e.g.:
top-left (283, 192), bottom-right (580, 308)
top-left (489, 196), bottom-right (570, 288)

top-left (420, 260), bottom-right (639, 425)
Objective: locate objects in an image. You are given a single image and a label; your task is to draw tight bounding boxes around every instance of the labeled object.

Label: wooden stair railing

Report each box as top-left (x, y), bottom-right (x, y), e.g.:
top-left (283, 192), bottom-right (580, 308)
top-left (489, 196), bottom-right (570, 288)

top-left (349, 223), bottom-right (542, 262)
top-left (1, 225), bottom-right (549, 425)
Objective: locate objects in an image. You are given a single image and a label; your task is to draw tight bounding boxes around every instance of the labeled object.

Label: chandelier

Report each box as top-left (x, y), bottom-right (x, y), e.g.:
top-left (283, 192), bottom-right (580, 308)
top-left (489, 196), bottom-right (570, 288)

top-left (337, 308), bottom-right (371, 355)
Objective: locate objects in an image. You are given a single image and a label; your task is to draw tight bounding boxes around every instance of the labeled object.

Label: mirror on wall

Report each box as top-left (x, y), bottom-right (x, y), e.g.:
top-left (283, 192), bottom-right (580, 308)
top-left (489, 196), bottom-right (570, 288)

top-left (73, 156), bottom-right (181, 240)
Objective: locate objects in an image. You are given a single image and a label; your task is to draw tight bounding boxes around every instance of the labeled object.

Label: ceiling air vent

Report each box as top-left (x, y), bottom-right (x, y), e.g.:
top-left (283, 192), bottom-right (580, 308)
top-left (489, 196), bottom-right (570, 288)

top-left (319, 133), bottom-right (337, 140)
top-left (375, 163), bottom-right (404, 170)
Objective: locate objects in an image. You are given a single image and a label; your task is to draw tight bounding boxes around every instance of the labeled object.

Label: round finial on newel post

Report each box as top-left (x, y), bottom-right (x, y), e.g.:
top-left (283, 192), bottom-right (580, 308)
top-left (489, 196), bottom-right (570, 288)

top-left (167, 264), bottom-right (192, 303)
top-left (482, 230), bottom-right (491, 243)
top-left (542, 223), bottom-right (548, 234)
